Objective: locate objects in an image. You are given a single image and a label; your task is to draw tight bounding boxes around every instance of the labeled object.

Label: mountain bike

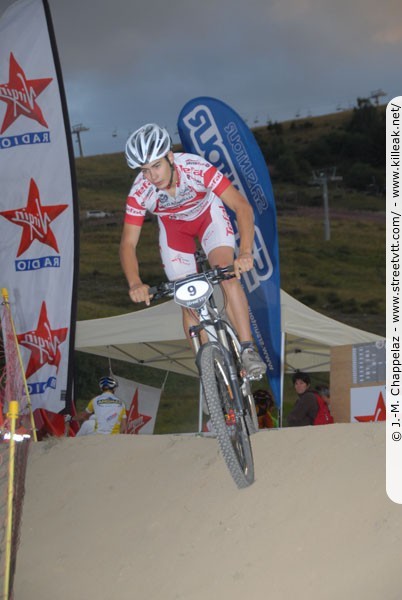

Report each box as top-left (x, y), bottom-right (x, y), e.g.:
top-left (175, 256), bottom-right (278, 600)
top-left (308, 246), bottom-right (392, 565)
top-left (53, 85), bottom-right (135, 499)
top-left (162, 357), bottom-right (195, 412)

top-left (149, 251), bottom-right (260, 489)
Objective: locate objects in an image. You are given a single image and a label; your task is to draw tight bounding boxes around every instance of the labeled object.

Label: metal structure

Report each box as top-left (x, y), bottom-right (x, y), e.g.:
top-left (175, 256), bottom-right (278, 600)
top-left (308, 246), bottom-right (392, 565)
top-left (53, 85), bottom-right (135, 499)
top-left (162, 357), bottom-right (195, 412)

top-left (370, 89), bottom-right (387, 106)
top-left (310, 167), bottom-right (343, 241)
top-left (71, 123), bottom-right (89, 157)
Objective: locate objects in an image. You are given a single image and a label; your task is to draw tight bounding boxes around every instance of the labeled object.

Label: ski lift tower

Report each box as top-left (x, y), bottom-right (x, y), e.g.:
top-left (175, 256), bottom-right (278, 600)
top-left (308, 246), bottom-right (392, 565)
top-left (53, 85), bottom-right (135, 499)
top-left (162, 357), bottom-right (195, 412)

top-left (71, 123), bottom-right (89, 157)
top-left (309, 167), bottom-right (343, 241)
top-left (370, 89), bottom-right (387, 106)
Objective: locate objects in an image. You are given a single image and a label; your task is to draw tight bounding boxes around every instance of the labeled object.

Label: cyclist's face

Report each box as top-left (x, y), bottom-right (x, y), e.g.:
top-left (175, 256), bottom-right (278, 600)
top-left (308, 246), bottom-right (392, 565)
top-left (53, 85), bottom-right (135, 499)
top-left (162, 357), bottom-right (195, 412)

top-left (141, 152), bottom-right (173, 189)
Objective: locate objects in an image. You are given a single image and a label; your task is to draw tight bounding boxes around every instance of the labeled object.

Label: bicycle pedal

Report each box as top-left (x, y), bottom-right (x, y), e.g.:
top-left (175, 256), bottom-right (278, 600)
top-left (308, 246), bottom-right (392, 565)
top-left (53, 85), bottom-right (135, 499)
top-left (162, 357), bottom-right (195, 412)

top-left (249, 373), bottom-right (264, 381)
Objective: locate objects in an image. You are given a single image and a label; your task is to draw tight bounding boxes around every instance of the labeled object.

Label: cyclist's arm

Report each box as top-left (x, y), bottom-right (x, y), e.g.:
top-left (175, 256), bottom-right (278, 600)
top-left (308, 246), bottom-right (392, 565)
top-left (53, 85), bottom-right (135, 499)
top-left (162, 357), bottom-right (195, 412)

top-left (71, 410), bottom-right (90, 423)
top-left (219, 184), bottom-right (255, 278)
top-left (119, 222), bottom-right (151, 305)
top-left (72, 401), bottom-right (93, 423)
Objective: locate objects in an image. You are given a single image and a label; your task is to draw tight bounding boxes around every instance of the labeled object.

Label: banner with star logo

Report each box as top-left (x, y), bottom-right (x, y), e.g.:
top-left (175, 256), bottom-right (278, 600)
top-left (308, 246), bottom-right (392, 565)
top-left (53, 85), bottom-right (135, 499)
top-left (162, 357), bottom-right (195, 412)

top-left (0, 0), bottom-right (78, 413)
top-left (351, 386), bottom-right (386, 423)
top-left (115, 376), bottom-right (162, 434)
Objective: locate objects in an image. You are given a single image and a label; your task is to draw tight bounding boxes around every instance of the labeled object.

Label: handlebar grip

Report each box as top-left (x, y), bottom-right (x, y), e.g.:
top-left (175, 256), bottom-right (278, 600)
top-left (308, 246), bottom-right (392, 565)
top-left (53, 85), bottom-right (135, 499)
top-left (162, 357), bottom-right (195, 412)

top-left (148, 286), bottom-right (158, 296)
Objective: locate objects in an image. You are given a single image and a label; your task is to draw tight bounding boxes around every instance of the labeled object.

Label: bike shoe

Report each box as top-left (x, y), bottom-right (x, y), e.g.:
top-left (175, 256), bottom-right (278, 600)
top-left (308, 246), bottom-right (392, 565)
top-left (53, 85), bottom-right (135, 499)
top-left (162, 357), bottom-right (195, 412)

top-left (241, 347), bottom-right (267, 378)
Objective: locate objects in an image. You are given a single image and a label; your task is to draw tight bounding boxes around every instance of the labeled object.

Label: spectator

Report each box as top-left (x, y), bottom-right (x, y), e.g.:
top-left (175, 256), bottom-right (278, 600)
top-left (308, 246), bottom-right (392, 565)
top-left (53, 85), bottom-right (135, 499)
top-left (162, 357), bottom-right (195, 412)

top-left (316, 384), bottom-right (331, 407)
top-left (253, 389), bottom-right (278, 429)
top-left (73, 376), bottom-right (127, 436)
top-left (287, 372), bottom-right (318, 427)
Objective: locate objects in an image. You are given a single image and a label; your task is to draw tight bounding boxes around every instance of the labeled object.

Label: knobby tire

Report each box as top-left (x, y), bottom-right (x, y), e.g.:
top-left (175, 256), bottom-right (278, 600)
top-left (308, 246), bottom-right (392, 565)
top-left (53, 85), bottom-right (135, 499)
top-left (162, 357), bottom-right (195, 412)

top-left (199, 343), bottom-right (254, 489)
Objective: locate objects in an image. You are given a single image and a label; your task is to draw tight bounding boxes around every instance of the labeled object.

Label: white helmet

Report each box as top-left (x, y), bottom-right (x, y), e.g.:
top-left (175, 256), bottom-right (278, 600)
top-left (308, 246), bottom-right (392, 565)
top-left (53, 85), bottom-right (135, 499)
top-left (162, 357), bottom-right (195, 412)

top-left (125, 123), bottom-right (172, 169)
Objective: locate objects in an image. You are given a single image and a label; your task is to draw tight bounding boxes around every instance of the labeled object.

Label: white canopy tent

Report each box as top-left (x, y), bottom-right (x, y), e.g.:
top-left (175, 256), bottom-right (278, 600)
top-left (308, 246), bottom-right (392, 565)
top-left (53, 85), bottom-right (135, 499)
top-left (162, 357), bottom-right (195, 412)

top-left (75, 290), bottom-right (382, 377)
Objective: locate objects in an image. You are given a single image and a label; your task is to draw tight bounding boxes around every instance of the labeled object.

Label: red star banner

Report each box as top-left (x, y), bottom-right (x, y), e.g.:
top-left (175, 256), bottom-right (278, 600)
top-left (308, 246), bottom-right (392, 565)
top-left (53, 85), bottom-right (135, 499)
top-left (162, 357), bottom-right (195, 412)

top-left (0, 0), bottom-right (78, 412)
top-left (354, 391), bottom-right (386, 423)
top-left (115, 376), bottom-right (162, 434)
top-left (0, 52), bottom-right (52, 134)
top-left (0, 178), bottom-right (68, 256)
top-left (351, 386), bottom-right (387, 423)
top-left (126, 389), bottom-right (152, 434)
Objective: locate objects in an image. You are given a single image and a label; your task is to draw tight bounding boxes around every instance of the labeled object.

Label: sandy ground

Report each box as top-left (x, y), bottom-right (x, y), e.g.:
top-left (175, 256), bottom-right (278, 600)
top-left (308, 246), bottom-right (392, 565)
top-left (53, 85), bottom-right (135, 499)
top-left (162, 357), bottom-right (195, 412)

top-left (13, 423), bottom-right (402, 600)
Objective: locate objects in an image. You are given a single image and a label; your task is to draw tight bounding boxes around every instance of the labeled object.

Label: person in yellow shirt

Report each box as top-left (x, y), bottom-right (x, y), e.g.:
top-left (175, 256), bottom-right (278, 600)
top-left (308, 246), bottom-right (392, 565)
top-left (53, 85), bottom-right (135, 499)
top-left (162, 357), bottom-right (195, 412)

top-left (74, 376), bottom-right (127, 435)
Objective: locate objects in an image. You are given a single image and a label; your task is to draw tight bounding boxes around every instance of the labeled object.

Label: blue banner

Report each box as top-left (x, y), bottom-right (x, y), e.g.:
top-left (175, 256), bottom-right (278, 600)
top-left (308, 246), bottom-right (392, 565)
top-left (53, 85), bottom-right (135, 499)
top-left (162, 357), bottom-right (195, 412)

top-left (178, 97), bottom-right (282, 406)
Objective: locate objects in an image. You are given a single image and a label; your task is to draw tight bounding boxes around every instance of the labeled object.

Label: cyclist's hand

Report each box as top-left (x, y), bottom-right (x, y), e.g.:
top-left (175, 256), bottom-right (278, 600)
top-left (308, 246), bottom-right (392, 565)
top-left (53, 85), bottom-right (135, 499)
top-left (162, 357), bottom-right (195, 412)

top-left (234, 252), bottom-right (254, 279)
top-left (128, 283), bottom-right (152, 306)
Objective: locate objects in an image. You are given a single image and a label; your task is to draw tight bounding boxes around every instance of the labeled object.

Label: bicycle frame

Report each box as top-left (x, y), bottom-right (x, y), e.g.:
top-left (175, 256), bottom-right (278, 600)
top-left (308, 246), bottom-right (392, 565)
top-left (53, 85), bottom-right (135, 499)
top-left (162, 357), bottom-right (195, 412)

top-left (148, 259), bottom-right (257, 487)
top-left (188, 290), bottom-right (246, 416)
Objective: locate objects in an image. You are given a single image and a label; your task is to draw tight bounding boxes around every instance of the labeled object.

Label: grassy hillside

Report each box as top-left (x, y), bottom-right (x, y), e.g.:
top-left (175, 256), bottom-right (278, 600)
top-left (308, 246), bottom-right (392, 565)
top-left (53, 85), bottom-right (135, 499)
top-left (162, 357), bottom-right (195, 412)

top-left (73, 107), bottom-right (385, 430)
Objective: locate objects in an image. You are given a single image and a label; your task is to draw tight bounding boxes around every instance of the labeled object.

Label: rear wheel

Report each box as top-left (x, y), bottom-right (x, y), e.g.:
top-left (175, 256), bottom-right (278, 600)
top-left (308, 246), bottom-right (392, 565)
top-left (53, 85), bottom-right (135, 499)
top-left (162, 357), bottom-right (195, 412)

top-left (199, 343), bottom-right (254, 488)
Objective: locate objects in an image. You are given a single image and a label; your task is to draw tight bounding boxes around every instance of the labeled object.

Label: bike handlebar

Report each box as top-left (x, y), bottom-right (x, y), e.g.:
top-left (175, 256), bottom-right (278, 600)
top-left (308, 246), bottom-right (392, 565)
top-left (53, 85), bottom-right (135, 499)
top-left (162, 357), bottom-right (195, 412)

top-left (148, 265), bottom-right (235, 301)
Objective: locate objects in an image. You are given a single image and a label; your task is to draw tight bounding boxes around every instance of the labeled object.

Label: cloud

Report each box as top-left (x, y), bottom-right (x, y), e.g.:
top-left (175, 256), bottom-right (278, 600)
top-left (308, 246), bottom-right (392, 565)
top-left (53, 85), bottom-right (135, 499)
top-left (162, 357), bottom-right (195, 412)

top-left (2, 0), bottom-right (399, 155)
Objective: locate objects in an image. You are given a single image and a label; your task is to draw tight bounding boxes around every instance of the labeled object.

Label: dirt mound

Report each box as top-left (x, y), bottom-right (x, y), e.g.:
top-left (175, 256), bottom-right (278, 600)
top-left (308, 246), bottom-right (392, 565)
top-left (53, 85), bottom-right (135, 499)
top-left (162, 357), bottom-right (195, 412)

top-left (14, 423), bottom-right (401, 600)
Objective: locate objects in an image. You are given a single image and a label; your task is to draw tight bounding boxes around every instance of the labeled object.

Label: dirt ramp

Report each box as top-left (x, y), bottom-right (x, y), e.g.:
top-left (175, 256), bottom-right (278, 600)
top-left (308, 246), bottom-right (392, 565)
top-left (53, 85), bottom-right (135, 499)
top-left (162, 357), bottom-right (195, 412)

top-left (14, 423), bottom-right (402, 600)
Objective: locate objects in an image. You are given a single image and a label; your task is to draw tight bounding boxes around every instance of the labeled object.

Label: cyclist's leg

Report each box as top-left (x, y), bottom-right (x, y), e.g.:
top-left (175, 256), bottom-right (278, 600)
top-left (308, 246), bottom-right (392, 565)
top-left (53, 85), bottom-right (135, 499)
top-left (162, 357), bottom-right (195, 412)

top-left (158, 216), bottom-right (197, 281)
top-left (207, 245), bottom-right (253, 343)
top-left (201, 204), bottom-right (266, 376)
top-left (198, 201), bottom-right (252, 343)
top-left (207, 246), bottom-right (266, 377)
top-left (158, 216), bottom-right (205, 345)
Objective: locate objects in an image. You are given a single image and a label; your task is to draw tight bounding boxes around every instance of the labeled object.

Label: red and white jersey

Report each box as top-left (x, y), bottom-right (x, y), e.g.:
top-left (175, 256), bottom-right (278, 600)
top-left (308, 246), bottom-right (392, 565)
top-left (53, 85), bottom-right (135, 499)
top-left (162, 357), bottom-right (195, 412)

top-left (124, 153), bottom-right (232, 225)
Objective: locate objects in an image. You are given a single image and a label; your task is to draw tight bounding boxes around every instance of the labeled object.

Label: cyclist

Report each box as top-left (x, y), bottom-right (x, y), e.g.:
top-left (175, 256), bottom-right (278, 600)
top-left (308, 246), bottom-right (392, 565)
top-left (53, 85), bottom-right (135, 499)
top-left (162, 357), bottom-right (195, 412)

top-left (74, 376), bottom-right (127, 435)
top-left (120, 123), bottom-right (266, 378)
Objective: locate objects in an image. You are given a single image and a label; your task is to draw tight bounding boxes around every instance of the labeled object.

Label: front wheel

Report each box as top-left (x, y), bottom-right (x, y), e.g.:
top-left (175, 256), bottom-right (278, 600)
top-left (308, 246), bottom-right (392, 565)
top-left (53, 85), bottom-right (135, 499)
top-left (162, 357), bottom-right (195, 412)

top-left (198, 343), bottom-right (254, 488)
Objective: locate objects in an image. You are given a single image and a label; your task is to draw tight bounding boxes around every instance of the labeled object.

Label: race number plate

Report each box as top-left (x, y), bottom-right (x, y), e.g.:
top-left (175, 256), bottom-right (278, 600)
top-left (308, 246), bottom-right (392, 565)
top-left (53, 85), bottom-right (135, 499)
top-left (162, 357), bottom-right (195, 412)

top-left (174, 274), bottom-right (213, 309)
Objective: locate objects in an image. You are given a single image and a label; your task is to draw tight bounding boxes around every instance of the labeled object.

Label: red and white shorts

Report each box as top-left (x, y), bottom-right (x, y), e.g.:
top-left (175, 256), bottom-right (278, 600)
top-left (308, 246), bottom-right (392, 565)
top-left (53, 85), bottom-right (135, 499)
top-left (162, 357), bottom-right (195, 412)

top-left (158, 199), bottom-right (235, 280)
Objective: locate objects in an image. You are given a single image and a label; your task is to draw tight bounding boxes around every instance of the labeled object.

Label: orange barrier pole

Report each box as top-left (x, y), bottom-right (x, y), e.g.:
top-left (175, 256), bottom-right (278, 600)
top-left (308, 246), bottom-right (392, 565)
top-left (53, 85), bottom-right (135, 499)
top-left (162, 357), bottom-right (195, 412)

top-left (3, 400), bottom-right (18, 600)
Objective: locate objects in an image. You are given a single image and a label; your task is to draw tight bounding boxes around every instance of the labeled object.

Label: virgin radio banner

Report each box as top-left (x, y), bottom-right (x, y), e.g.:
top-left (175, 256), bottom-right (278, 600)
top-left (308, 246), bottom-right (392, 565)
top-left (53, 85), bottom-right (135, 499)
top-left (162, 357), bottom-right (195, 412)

top-left (178, 97), bottom-right (282, 406)
top-left (0, 0), bottom-right (78, 412)
top-left (115, 377), bottom-right (162, 434)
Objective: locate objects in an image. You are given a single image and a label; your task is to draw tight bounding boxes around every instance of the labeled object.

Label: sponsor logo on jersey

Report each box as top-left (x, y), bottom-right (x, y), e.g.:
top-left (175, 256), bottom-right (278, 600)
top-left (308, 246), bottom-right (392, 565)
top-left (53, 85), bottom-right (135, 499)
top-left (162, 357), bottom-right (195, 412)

top-left (168, 201), bottom-right (207, 221)
top-left (157, 193), bottom-right (180, 209)
top-left (171, 254), bottom-right (191, 265)
top-left (209, 171), bottom-right (223, 190)
top-left (17, 301), bottom-right (68, 379)
top-left (126, 204), bottom-right (145, 217)
top-left (218, 204), bottom-right (234, 236)
top-left (133, 179), bottom-right (151, 198)
top-left (0, 53), bottom-right (52, 147)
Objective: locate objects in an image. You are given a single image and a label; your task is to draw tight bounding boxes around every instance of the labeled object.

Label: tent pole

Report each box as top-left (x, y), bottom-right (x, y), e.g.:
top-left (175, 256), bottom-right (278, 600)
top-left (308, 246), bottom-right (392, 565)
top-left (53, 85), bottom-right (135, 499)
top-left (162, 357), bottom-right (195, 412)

top-left (161, 371), bottom-right (169, 392)
top-left (279, 331), bottom-right (286, 428)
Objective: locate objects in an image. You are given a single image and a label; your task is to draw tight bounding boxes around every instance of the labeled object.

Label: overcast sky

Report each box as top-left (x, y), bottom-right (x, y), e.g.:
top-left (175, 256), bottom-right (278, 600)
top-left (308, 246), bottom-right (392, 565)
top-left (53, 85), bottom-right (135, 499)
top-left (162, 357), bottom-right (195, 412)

top-left (1, 0), bottom-right (401, 157)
